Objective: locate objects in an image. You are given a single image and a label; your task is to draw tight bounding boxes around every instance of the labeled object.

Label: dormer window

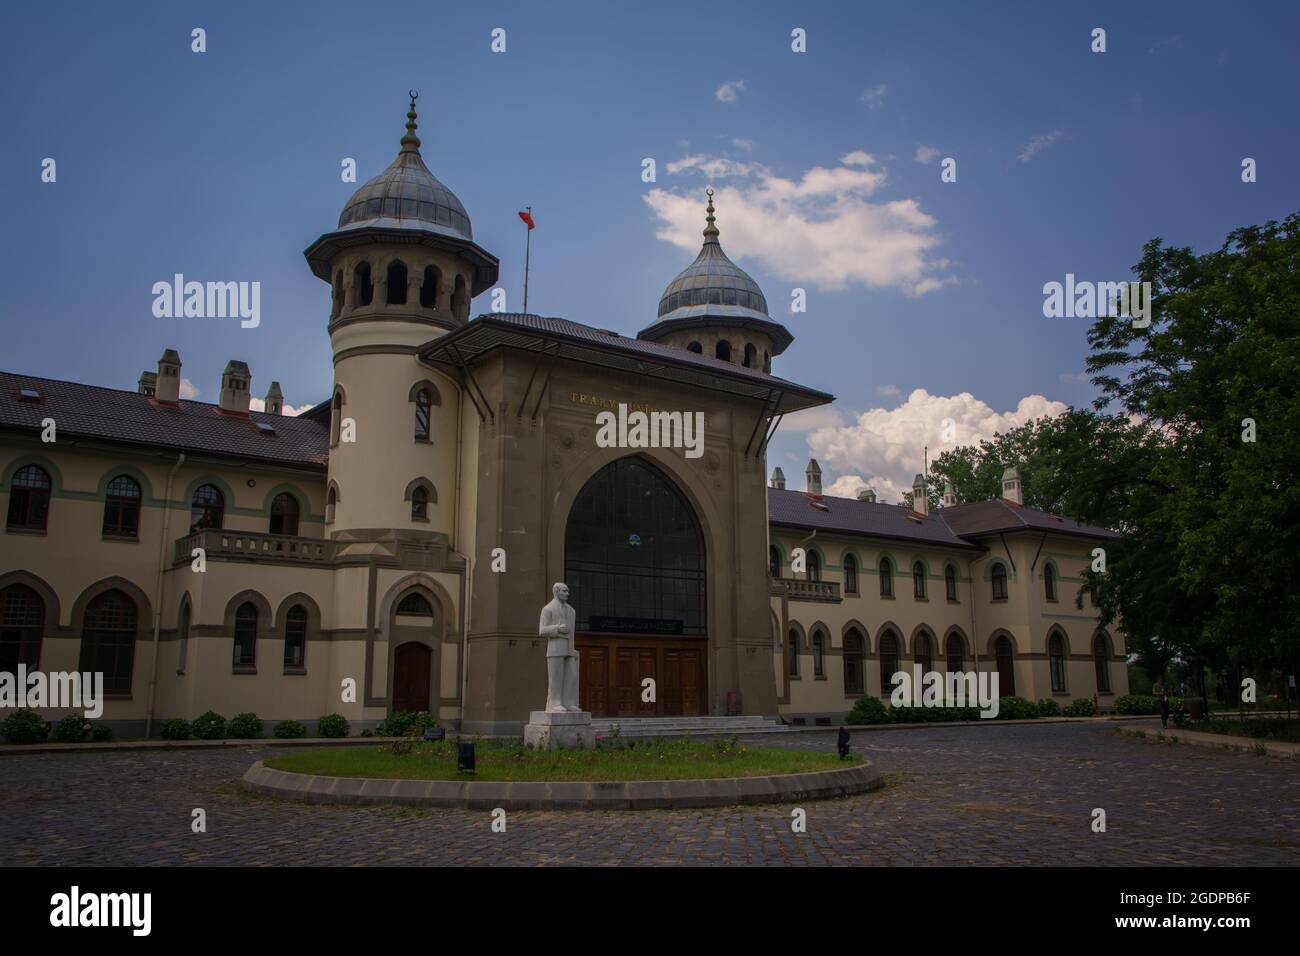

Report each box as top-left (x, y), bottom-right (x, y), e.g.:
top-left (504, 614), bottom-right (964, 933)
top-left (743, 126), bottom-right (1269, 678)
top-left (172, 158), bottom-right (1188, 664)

top-left (17, 388), bottom-right (40, 403)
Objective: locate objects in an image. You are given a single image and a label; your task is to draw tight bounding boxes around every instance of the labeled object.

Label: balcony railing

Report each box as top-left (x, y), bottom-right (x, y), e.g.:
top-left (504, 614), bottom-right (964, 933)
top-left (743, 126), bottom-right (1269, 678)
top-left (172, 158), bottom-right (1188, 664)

top-left (778, 578), bottom-right (842, 603)
top-left (174, 529), bottom-right (335, 566)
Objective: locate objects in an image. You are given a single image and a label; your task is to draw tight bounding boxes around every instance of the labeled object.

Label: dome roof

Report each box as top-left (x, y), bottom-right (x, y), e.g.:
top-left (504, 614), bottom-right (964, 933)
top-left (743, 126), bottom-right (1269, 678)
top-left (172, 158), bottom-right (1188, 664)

top-left (336, 95), bottom-right (473, 241)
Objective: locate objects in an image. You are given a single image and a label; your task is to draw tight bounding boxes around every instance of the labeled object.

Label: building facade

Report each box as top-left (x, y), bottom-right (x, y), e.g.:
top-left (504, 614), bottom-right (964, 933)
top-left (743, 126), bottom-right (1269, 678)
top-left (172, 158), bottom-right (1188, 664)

top-left (0, 100), bottom-right (1126, 737)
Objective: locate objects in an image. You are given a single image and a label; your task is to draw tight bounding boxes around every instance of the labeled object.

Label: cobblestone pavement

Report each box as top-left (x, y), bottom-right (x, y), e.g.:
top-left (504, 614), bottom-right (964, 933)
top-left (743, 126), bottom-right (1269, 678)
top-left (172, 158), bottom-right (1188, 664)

top-left (2, 721), bottom-right (1297, 865)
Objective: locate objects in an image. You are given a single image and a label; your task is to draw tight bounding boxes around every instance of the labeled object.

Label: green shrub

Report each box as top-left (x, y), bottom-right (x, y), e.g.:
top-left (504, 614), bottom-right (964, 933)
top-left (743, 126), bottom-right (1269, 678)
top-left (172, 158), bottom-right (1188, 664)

top-left (377, 710), bottom-right (435, 738)
top-left (995, 696), bottom-right (1037, 720)
top-left (191, 711), bottom-right (227, 740)
top-left (845, 696), bottom-right (891, 725)
top-left (91, 723), bottom-right (113, 742)
top-left (359, 728), bottom-right (374, 737)
top-left (273, 720), bottom-right (306, 739)
top-left (228, 713), bottom-right (263, 739)
top-left (1115, 694), bottom-right (1159, 715)
top-left (1065, 698), bottom-right (1098, 717)
top-left (160, 719), bottom-right (191, 740)
top-left (1036, 698), bottom-right (1063, 717)
top-left (1, 708), bottom-right (49, 745)
top-left (54, 714), bottom-right (91, 742)
top-left (317, 713), bottom-right (350, 738)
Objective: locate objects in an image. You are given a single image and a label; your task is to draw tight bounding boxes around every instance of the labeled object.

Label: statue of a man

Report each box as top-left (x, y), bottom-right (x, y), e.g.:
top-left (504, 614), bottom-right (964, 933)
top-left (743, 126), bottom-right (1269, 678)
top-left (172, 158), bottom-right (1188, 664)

top-left (539, 582), bottom-right (581, 713)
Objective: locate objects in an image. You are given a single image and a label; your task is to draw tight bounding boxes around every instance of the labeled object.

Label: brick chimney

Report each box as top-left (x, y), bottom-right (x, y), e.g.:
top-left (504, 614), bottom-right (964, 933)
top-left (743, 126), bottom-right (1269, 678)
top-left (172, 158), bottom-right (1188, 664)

top-left (857, 487), bottom-right (876, 503)
top-left (912, 473), bottom-right (929, 516)
top-left (219, 360), bottom-right (251, 416)
top-left (137, 371), bottom-right (157, 396)
top-left (264, 381), bottom-right (284, 416)
top-left (1001, 466), bottom-right (1023, 505)
top-left (943, 481), bottom-right (957, 507)
top-left (770, 467), bottom-right (786, 490)
top-left (805, 459), bottom-right (822, 497)
top-left (155, 349), bottom-right (182, 405)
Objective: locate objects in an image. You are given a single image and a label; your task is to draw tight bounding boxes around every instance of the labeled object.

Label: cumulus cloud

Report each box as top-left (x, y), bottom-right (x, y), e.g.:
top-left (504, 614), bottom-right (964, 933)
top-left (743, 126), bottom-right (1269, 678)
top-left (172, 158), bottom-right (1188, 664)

top-left (249, 396), bottom-right (308, 417)
top-left (860, 84), bottom-right (888, 109)
top-left (780, 406), bottom-right (847, 433)
top-left (179, 378), bottom-right (200, 400)
top-left (732, 138), bottom-right (755, 152)
top-left (1018, 130), bottom-right (1062, 163)
top-left (645, 150), bottom-right (951, 295)
top-left (914, 144), bottom-right (941, 165)
top-left (804, 388), bottom-right (1069, 501)
top-left (876, 384), bottom-right (902, 399)
top-left (715, 79), bottom-right (745, 103)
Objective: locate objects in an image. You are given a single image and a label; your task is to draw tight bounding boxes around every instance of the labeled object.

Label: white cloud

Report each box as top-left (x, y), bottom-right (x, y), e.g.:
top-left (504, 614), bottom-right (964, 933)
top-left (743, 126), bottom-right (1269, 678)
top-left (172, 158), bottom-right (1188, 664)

top-left (715, 79), bottom-right (745, 104)
top-left (780, 406), bottom-right (847, 433)
top-left (876, 384), bottom-right (902, 399)
top-left (860, 84), bottom-right (888, 109)
top-left (804, 388), bottom-right (1069, 499)
top-left (179, 378), bottom-right (200, 400)
top-left (1018, 130), bottom-right (1062, 163)
top-left (732, 138), bottom-right (755, 152)
top-left (645, 151), bottom-right (951, 295)
top-left (249, 396), bottom-right (308, 417)
top-left (914, 144), bottom-right (941, 165)
top-left (1059, 371), bottom-right (1090, 385)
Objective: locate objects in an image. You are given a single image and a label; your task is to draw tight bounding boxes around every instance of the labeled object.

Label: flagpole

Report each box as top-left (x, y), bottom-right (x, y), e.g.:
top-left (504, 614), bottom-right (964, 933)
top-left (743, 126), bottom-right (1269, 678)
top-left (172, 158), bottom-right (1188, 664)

top-left (522, 205), bottom-right (532, 314)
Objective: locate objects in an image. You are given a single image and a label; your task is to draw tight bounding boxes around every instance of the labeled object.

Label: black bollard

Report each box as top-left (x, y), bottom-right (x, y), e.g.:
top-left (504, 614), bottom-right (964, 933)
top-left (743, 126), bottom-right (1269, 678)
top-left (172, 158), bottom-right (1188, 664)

top-left (837, 726), bottom-right (851, 759)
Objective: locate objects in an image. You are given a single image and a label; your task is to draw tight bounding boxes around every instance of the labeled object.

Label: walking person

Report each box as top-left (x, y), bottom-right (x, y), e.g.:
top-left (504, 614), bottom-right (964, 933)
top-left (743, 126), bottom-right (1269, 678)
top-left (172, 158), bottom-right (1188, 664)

top-left (1153, 676), bottom-right (1170, 729)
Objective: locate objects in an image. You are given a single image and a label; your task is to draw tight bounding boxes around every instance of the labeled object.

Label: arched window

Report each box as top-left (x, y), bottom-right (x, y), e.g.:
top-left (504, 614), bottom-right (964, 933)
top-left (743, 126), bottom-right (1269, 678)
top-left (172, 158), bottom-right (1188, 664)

top-left (687, 341), bottom-right (703, 354)
top-left (269, 493), bottom-right (300, 536)
top-left (176, 598), bottom-right (191, 675)
top-left (763, 350), bottom-right (771, 373)
top-left (787, 628), bottom-right (799, 677)
top-left (284, 604), bottom-right (307, 669)
top-left (397, 592), bottom-right (433, 616)
top-left (914, 631), bottom-right (933, 675)
top-left (1049, 631), bottom-right (1066, 693)
top-left (189, 484), bottom-right (224, 532)
top-left (326, 485), bottom-right (338, 524)
top-left (945, 564), bottom-right (958, 601)
top-left (410, 485), bottom-right (429, 521)
top-left (946, 632), bottom-right (964, 673)
top-left (80, 589), bottom-right (137, 694)
top-left (233, 601), bottom-right (258, 667)
top-left (386, 260), bottom-right (408, 305)
top-left (6, 465), bottom-right (51, 532)
top-left (879, 557), bottom-right (893, 597)
top-left (806, 551), bottom-right (821, 582)
top-left (769, 545), bottom-right (781, 579)
top-left (1044, 564), bottom-right (1057, 601)
top-left (353, 262), bottom-right (373, 307)
top-left (420, 266), bottom-right (439, 308)
top-left (879, 631), bottom-right (899, 693)
top-left (913, 561), bottom-right (927, 599)
top-left (331, 270), bottom-right (343, 319)
top-left (995, 635), bottom-right (1015, 695)
top-left (844, 554), bottom-right (858, 594)
top-left (1093, 634), bottom-right (1111, 693)
top-left (330, 390), bottom-right (344, 447)
top-left (452, 274), bottom-right (468, 321)
top-left (743, 343), bottom-right (756, 368)
top-left (1089, 584), bottom-right (1099, 607)
top-left (812, 630), bottom-right (826, 677)
top-left (991, 562), bottom-right (1008, 601)
top-left (715, 340), bottom-right (731, 362)
top-left (843, 629), bottom-right (864, 695)
top-left (102, 475), bottom-right (142, 538)
top-left (414, 388), bottom-right (431, 441)
top-left (0, 583), bottom-right (45, 673)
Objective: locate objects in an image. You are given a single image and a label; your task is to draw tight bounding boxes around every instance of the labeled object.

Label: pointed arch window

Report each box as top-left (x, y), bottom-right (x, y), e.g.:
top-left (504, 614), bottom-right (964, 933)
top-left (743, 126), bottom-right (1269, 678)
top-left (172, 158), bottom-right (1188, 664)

top-left (233, 602), bottom-right (258, 667)
top-left (189, 484), bottom-right (224, 532)
top-left (396, 592), bottom-right (433, 616)
top-left (1093, 634), bottom-right (1111, 693)
top-left (995, 635), bottom-right (1015, 696)
top-left (879, 557), bottom-right (893, 597)
top-left (420, 266), bottom-right (439, 308)
top-left (353, 262), bottom-right (373, 307)
top-left (330, 390), bottom-right (344, 447)
top-left (812, 630), bottom-right (826, 677)
top-left (913, 561), bottom-right (927, 599)
top-left (742, 343), bottom-right (756, 368)
top-left (946, 632), bottom-right (964, 673)
top-left (879, 631), bottom-right (899, 693)
top-left (284, 604), bottom-right (307, 669)
top-left (269, 493), bottom-right (300, 536)
top-left (843, 553), bottom-right (858, 594)
top-left (6, 465), bottom-right (51, 532)
top-left (769, 545), bottom-right (781, 579)
top-left (0, 583), bottom-right (45, 673)
top-left (331, 270), bottom-right (344, 319)
top-left (1049, 632), bottom-right (1067, 693)
top-left (102, 475), bottom-right (142, 538)
top-left (806, 551), bottom-right (821, 582)
top-left (945, 564), bottom-right (958, 601)
top-left (411, 485), bottom-right (429, 521)
top-left (414, 388), bottom-right (431, 441)
top-left (843, 629), bottom-right (864, 695)
top-left (991, 562), bottom-right (1008, 601)
top-left (787, 628), bottom-right (800, 677)
top-left (1044, 564), bottom-right (1058, 601)
top-left (386, 260), bottom-right (408, 305)
top-left (80, 589), bottom-right (137, 695)
top-left (914, 631), bottom-right (933, 675)
top-left (326, 485), bottom-right (338, 524)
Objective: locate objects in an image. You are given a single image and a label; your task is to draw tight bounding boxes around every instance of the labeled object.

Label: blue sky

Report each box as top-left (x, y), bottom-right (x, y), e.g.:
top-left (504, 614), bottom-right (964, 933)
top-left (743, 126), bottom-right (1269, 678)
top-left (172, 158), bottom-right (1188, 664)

top-left (3, 1), bottom-right (1297, 498)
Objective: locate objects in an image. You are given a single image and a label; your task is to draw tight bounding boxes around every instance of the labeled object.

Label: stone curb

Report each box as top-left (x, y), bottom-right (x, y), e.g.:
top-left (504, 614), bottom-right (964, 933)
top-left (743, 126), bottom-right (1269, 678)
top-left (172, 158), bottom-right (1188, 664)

top-left (796, 715), bottom-right (1153, 733)
top-left (1114, 726), bottom-right (1300, 761)
top-left (239, 760), bottom-right (885, 810)
top-left (0, 737), bottom-right (396, 757)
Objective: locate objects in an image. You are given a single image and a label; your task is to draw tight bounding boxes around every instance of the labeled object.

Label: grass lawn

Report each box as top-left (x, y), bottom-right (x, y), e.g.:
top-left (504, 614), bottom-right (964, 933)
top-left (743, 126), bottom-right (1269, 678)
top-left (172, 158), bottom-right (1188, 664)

top-left (263, 737), bottom-right (859, 782)
top-left (1190, 717), bottom-right (1300, 744)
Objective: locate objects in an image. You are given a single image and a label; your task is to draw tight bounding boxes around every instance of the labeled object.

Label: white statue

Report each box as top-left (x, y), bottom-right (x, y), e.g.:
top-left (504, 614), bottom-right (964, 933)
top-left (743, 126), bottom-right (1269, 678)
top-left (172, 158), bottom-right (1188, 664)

top-left (539, 582), bottom-right (580, 713)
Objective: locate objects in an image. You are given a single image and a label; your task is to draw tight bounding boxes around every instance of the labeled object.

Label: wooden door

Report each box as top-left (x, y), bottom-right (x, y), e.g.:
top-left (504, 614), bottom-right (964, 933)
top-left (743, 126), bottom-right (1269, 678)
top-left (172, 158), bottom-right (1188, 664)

top-left (578, 636), bottom-right (707, 717)
top-left (580, 645), bottom-right (609, 716)
top-left (391, 642), bottom-right (431, 713)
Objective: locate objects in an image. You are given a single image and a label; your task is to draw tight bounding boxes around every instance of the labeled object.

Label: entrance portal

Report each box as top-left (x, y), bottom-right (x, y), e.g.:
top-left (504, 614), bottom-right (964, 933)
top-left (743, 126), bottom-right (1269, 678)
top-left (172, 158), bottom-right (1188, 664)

top-left (391, 641), bottom-right (431, 713)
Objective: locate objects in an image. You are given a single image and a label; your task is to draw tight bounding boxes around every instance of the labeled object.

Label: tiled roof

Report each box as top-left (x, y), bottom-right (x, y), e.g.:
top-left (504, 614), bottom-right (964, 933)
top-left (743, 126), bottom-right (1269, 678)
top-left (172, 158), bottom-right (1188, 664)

top-left (0, 372), bottom-right (329, 470)
top-left (934, 498), bottom-right (1121, 540)
top-left (767, 488), bottom-right (980, 550)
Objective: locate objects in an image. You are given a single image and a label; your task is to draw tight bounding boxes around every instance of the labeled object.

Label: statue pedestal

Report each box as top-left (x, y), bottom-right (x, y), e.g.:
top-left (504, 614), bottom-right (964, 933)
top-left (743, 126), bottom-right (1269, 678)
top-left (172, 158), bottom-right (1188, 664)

top-left (523, 710), bottom-right (595, 750)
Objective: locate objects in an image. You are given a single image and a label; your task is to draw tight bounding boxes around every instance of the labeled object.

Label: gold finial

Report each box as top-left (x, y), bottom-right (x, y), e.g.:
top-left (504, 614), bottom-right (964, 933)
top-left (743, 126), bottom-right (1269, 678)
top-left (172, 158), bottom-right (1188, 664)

top-left (703, 188), bottom-right (719, 241)
top-left (400, 90), bottom-right (421, 152)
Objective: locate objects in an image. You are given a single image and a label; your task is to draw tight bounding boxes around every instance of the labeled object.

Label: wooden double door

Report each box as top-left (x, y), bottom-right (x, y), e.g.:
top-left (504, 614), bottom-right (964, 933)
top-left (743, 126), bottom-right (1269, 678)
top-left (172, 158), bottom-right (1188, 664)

top-left (576, 635), bottom-right (707, 717)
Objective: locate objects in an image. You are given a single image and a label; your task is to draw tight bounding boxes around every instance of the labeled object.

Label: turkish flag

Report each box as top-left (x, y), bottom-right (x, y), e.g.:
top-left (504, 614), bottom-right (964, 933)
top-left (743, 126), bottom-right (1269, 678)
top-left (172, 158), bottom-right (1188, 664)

top-left (518, 210), bottom-right (535, 230)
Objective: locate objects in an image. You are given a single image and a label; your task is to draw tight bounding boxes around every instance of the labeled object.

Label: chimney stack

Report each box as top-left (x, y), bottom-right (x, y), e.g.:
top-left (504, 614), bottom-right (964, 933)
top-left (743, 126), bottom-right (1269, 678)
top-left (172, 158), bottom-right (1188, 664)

top-left (155, 349), bottom-right (182, 405)
top-left (943, 481), bottom-right (957, 507)
top-left (1001, 466), bottom-right (1023, 505)
top-left (912, 473), bottom-right (929, 516)
top-left (137, 371), bottom-right (157, 396)
top-left (264, 381), bottom-right (284, 416)
top-left (805, 459), bottom-right (822, 497)
top-left (219, 360), bottom-right (251, 416)
top-left (857, 488), bottom-right (876, 503)
top-left (770, 467), bottom-right (785, 490)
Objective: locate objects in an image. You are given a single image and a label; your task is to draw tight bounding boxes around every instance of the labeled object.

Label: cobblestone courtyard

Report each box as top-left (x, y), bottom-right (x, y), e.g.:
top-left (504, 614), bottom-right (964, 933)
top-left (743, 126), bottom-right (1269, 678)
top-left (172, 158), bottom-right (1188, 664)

top-left (3, 721), bottom-right (1297, 866)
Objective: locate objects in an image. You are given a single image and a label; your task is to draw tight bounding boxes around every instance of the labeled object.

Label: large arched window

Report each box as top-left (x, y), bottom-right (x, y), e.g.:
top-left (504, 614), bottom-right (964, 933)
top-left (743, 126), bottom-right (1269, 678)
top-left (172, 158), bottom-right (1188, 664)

top-left (843, 553), bottom-right (858, 594)
top-left (353, 262), bottom-right (373, 307)
top-left (991, 562), bottom-right (1008, 601)
top-left (284, 604), bottom-right (308, 669)
top-left (946, 632), bottom-right (964, 673)
top-left (6, 465), bottom-right (51, 532)
top-left (769, 545), bottom-right (781, 579)
top-left (787, 628), bottom-right (800, 677)
top-left (1093, 634), bottom-right (1111, 693)
top-left (330, 390), bottom-right (344, 447)
top-left (879, 558), bottom-right (893, 597)
top-left (945, 564), bottom-right (958, 601)
top-left (102, 475), bottom-right (142, 538)
top-left (189, 484), bottom-right (224, 532)
top-left (1049, 631), bottom-right (1067, 693)
top-left (715, 340), bottom-right (731, 362)
top-left (742, 343), bottom-right (756, 368)
top-left (414, 388), bottom-right (431, 441)
top-left (326, 484), bottom-right (338, 524)
top-left (687, 341), bottom-right (703, 354)
top-left (843, 629), bottom-right (864, 695)
top-left (396, 592), bottom-right (433, 616)
top-left (80, 589), bottom-right (137, 694)
top-left (233, 601), bottom-right (258, 667)
top-left (913, 561), bottom-right (927, 599)
top-left (914, 631), bottom-right (933, 675)
top-left (420, 266), bottom-right (439, 308)
top-left (386, 260), bottom-right (408, 305)
top-left (812, 630), bottom-right (826, 678)
top-left (879, 631), bottom-right (899, 694)
top-left (565, 457), bottom-right (705, 635)
top-left (0, 583), bottom-right (45, 673)
top-left (995, 635), bottom-right (1016, 696)
top-left (269, 493), bottom-right (300, 536)
top-left (1044, 564), bottom-right (1058, 602)
top-left (806, 551), bottom-right (821, 582)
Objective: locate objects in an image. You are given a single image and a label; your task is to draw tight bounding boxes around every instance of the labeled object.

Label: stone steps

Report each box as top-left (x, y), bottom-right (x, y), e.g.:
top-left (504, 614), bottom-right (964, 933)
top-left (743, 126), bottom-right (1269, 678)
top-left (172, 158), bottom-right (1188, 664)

top-left (588, 716), bottom-right (792, 737)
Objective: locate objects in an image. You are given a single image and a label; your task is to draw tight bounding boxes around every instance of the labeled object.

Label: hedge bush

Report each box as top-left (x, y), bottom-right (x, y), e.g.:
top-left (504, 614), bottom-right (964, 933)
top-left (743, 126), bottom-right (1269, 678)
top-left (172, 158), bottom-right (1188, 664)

top-left (377, 710), bottom-right (435, 738)
top-left (228, 713), bottom-right (263, 739)
top-left (160, 719), bottom-right (191, 740)
top-left (317, 713), bottom-right (350, 738)
top-left (191, 711), bottom-right (227, 740)
top-left (92, 724), bottom-right (113, 742)
top-left (845, 696), bottom-right (891, 725)
top-left (1065, 698), bottom-right (1098, 717)
top-left (54, 714), bottom-right (91, 742)
top-left (1036, 698), bottom-right (1063, 717)
top-left (273, 720), bottom-right (306, 739)
top-left (1115, 694), bottom-right (1159, 715)
top-left (1, 708), bottom-right (49, 744)
top-left (995, 696), bottom-right (1037, 720)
